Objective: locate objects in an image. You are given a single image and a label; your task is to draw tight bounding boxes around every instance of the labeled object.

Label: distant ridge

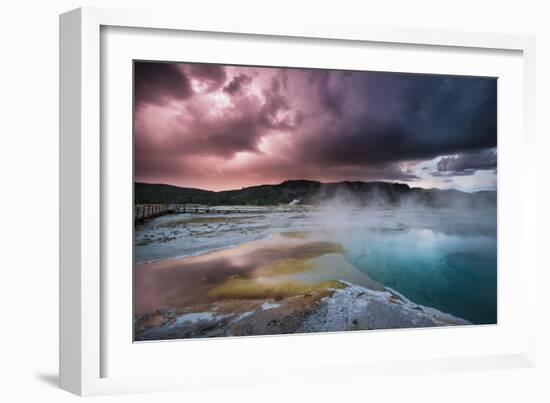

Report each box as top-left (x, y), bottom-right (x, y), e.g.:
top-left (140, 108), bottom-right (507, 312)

top-left (135, 180), bottom-right (496, 208)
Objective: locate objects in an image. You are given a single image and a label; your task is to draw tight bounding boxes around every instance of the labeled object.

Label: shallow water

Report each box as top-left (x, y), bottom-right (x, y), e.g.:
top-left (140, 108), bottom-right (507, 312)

top-left (134, 205), bottom-right (496, 324)
top-left (134, 206), bottom-right (318, 263)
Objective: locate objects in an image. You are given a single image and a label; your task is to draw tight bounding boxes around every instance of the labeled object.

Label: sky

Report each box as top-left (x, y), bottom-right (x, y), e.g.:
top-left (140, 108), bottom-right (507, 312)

top-left (134, 61), bottom-right (497, 192)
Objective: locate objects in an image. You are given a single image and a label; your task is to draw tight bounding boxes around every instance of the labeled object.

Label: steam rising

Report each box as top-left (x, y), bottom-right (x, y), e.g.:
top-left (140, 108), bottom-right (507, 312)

top-left (308, 184), bottom-right (497, 242)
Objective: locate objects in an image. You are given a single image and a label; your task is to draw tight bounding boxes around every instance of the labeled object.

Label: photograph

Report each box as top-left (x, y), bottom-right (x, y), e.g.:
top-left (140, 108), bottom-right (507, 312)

top-left (132, 61), bottom-right (497, 341)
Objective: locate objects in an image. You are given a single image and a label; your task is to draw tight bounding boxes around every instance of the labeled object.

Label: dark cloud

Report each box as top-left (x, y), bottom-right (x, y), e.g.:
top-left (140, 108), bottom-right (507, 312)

top-left (311, 71), bottom-right (345, 118)
top-left (258, 77), bottom-right (296, 130)
top-left (304, 161), bottom-right (420, 183)
top-left (297, 72), bottom-right (497, 171)
top-left (152, 100), bottom-right (264, 159)
top-left (223, 74), bottom-right (252, 95)
top-left (186, 63), bottom-right (227, 91)
top-left (134, 62), bottom-right (193, 107)
top-left (431, 170), bottom-right (473, 177)
top-left (433, 148), bottom-right (497, 176)
top-left (186, 110), bottom-right (262, 157)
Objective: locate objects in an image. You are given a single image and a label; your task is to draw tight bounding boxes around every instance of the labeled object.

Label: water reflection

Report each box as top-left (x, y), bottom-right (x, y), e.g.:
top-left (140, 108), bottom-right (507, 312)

top-left (134, 206), bottom-right (497, 324)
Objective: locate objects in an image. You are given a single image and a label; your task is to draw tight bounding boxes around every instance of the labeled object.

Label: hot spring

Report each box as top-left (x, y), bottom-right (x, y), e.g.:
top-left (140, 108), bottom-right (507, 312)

top-left (135, 205), bottom-right (497, 325)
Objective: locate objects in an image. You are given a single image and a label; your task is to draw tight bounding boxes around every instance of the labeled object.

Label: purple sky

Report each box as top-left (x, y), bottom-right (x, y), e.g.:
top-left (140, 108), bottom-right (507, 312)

top-left (134, 61), bottom-right (497, 192)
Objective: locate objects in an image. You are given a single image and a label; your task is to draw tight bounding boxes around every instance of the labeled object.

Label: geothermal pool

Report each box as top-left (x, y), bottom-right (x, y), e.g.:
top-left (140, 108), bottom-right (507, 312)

top-left (134, 205), bottom-right (497, 325)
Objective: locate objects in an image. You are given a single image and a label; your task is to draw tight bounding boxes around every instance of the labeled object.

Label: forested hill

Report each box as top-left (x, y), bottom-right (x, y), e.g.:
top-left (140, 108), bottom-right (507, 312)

top-left (135, 180), bottom-right (496, 208)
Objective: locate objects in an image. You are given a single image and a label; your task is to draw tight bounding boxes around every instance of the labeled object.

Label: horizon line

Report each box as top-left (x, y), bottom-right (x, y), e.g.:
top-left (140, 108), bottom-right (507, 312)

top-left (134, 179), bottom-right (495, 194)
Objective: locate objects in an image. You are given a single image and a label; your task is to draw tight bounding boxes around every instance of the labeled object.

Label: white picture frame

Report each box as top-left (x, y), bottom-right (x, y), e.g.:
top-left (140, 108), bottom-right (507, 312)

top-left (59, 6), bottom-right (538, 396)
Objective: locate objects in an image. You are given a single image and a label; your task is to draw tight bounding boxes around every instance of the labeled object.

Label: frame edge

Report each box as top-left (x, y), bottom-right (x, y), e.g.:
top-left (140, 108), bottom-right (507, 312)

top-left (59, 7), bottom-right (83, 396)
top-left (60, 5), bottom-right (538, 395)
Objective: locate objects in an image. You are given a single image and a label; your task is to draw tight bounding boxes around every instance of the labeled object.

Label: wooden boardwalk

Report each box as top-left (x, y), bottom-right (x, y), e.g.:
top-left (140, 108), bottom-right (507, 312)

top-left (134, 203), bottom-right (298, 224)
top-left (134, 204), bottom-right (173, 223)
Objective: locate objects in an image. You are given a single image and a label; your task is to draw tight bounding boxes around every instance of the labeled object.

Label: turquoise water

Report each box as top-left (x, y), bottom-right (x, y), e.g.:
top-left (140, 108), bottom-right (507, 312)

top-left (341, 225), bottom-right (497, 324)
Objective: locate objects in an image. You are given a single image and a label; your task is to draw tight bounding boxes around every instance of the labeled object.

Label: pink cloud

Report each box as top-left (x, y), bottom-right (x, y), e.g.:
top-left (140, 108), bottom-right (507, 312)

top-left (134, 62), bottom-right (497, 191)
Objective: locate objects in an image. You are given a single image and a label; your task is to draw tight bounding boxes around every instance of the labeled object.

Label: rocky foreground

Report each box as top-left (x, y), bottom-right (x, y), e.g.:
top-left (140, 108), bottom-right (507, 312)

top-left (135, 280), bottom-right (469, 341)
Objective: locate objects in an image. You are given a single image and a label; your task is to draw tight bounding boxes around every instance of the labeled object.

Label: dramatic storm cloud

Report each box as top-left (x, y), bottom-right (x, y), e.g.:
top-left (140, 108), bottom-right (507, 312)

top-left (434, 148), bottom-right (497, 176)
top-left (134, 61), bottom-right (497, 191)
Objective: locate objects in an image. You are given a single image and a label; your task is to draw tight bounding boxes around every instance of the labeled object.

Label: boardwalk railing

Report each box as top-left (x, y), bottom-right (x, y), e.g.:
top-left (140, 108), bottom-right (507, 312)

top-left (135, 204), bottom-right (220, 224)
top-left (171, 204), bottom-right (212, 214)
top-left (135, 203), bottom-right (303, 224)
top-left (134, 204), bottom-right (173, 223)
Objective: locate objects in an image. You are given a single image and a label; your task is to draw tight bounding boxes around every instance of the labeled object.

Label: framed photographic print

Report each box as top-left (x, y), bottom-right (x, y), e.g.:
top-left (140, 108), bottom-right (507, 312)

top-left (132, 60), bottom-right (495, 342)
top-left (60, 7), bottom-right (537, 396)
